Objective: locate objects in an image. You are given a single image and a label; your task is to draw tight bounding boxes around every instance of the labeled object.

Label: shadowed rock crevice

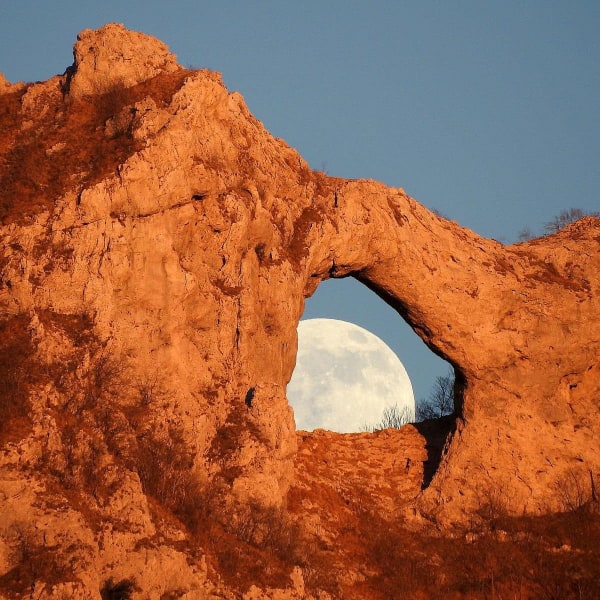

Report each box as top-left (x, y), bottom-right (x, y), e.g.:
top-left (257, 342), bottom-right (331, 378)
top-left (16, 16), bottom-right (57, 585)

top-left (414, 416), bottom-right (457, 490)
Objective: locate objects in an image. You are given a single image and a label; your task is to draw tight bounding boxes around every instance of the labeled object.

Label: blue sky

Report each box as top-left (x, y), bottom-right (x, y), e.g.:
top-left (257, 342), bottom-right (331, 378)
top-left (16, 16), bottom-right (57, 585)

top-left (1, 1), bottom-right (599, 404)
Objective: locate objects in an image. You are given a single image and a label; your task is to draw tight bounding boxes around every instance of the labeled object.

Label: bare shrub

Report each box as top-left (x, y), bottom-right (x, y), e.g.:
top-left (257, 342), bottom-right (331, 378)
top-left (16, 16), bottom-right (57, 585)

top-left (370, 530), bottom-right (422, 594)
top-left (0, 315), bottom-right (35, 443)
top-left (362, 404), bottom-right (412, 432)
top-left (417, 369), bottom-right (455, 421)
top-left (135, 376), bottom-right (164, 408)
top-left (64, 347), bottom-right (124, 415)
top-left (515, 207), bottom-right (599, 241)
top-left (60, 427), bottom-right (107, 494)
top-left (136, 427), bottom-right (190, 501)
top-left (83, 349), bottom-right (124, 407)
top-left (42, 343), bottom-right (132, 501)
top-left (544, 207), bottom-right (599, 234)
top-left (100, 86), bottom-right (136, 139)
top-left (475, 481), bottom-right (510, 524)
top-left (555, 468), bottom-right (598, 513)
top-left (208, 504), bottom-right (312, 593)
top-left (356, 511), bottom-right (437, 597)
top-left (232, 503), bottom-right (307, 564)
top-left (136, 425), bottom-right (210, 533)
top-left (0, 525), bottom-right (71, 596)
top-left (517, 226), bottom-right (535, 241)
top-left (120, 376), bottom-right (170, 434)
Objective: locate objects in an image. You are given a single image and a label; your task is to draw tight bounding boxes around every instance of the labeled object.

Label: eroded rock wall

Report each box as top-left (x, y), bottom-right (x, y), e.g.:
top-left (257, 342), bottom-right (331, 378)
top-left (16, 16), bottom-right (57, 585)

top-left (1, 22), bottom-right (599, 597)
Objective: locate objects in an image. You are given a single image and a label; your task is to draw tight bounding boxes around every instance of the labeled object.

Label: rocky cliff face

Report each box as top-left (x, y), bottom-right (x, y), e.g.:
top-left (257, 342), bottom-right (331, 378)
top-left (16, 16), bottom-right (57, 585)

top-left (0, 24), bottom-right (599, 599)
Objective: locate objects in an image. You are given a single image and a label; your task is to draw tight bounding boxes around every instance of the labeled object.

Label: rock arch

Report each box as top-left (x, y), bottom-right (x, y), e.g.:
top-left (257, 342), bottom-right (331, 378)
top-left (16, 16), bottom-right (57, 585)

top-left (277, 177), bottom-right (600, 519)
top-left (1, 24), bottom-right (599, 526)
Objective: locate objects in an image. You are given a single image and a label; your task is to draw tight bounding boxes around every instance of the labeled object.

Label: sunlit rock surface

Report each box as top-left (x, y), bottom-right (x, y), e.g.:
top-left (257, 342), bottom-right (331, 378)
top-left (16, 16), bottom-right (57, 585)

top-left (1, 23), bottom-right (599, 598)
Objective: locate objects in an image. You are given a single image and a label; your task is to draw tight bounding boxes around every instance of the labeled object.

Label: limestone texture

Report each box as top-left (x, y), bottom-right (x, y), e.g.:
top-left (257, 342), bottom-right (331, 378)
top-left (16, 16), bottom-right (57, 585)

top-left (0, 23), bottom-right (599, 599)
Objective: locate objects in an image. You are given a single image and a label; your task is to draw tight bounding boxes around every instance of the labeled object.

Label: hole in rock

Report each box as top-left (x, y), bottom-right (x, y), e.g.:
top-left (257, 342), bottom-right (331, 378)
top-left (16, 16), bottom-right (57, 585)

top-left (287, 276), bottom-right (459, 488)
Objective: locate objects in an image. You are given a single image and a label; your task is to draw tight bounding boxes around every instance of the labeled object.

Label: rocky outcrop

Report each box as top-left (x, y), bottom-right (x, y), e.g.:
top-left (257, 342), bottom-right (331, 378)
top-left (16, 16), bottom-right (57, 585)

top-left (1, 23), bottom-right (599, 598)
top-left (66, 25), bottom-right (180, 99)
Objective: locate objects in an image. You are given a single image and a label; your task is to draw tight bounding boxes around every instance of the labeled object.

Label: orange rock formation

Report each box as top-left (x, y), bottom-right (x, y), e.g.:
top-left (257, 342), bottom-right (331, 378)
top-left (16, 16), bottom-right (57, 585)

top-left (0, 24), bottom-right (599, 599)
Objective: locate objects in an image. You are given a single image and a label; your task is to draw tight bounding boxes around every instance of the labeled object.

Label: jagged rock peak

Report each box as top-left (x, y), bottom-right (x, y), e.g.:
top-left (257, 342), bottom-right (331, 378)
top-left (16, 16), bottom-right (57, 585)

top-left (66, 23), bottom-right (181, 98)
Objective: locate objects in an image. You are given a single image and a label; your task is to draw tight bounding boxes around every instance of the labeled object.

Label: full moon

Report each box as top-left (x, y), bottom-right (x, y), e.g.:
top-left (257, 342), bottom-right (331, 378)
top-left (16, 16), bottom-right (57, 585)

top-left (287, 318), bottom-right (415, 433)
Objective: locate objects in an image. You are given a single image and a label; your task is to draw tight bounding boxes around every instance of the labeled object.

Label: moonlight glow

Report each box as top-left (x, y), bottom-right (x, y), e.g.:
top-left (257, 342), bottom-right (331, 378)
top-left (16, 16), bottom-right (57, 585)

top-left (287, 318), bottom-right (415, 433)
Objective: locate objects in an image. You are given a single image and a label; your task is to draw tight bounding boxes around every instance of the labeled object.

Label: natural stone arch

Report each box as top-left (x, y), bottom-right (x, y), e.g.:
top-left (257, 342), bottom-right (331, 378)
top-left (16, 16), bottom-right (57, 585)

top-left (285, 178), bottom-right (600, 519)
top-left (1, 24), bottom-right (599, 529)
